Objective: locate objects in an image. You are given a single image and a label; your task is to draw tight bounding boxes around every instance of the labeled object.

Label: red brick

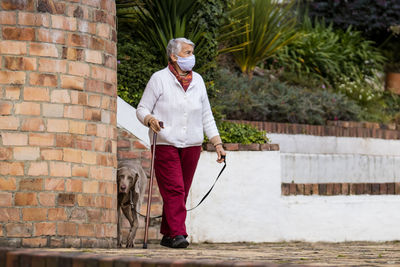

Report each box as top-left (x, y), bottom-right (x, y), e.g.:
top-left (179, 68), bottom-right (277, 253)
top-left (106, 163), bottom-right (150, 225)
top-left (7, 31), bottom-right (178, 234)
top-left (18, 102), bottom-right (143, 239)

top-left (77, 194), bottom-right (96, 207)
top-left (82, 151), bottom-right (97, 165)
top-left (0, 11), bottom-right (17, 24)
top-left (72, 165), bottom-right (88, 177)
top-left (75, 136), bottom-right (92, 150)
top-left (5, 223), bottom-right (32, 237)
top-left (78, 224), bottom-right (95, 237)
top-left (0, 147), bottom-right (12, 161)
top-left (30, 42), bottom-right (58, 57)
top-left (22, 237), bottom-right (48, 247)
top-left (41, 148), bottom-right (63, 160)
top-left (68, 61), bottom-right (90, 77)
top-left (0, 101), bottom-right (12, 115)
top-left (13, 146), bottom-right (40, 160)
top-left (0, 70), bottom-right (26, 84)
top-left (28, 162), bottom-right (48, 176)
top-left (0, 208), bottom-right (19, 222)
top-left (20, 118), bottom-right (45, 132)
top-left (50, 162), bottom-right (71, 177)
top-left (0, 116), bottom-right (19, 130)
top-left (70, 91), bottom-right (87, 105)
top-left (86, 123), bottom-right (97, 136)
top-left (43, 103), bottom-right (64, 118)
top-left (15, 192), bottom-right (38, 206)
top-left (29, 73), bottom-right (57, 87)
top-left (1, 0), bottom-right (34, 11)
top-left (117, 139), bottom-right (130, 148)
top-left (0, 162), bottom-right (24, 176)
top-left (65, 179), bottom-right (83, 192)
top-left (38, 192), bottom-right (56, 206)
top-left (0, 177), bottom-right (16, 190)
top-left (87, 79), bottom-right (103, 93)
top-left (4, 56), bottom-right (36, 71)
top-left (0, 192), bottom-right (12, 206)
top-left (63, 148), bottom-right (82, 163)
top-left (55, 133), bottom-right (73, 147)
top-left (38, 58), bottom-right (67, 73)
top-left (57, 222), bottom-right (76, 236)
top-left (45, 178), bottom-right (65, 191)
top-left (64, 105), bottom-right (83, 119)
top-left (60, 75), bottom-right (85, 90)
top-left (69, 120), bottom-right (86, 134)
top-left (51, 89), bottom-right (71, 103)
top-left (47, 119), bottom-right (69, 133)
top-left (5, 86), bottom-right (20, 100)
top-left (34, 222), bottom-right (56, 236)
top-left (51, 15), bottom-right (77, 31)
top-left (133, 140), bottom-right (147, 149)
top-left (18, 12), bottom-right (50, 27)
top-left (67, 33), bottom-right (89, 47)
top-left (62, 47), bottom-right (83, 61)
top-left (97, 23), bottom-right (110, 39)
top-left (2, 27), bottom-right (35, 41)
top-left (118, 151), bottom-right (140, 160)
top-left (19, 179), bottom-right (43, 192)
top-left (15, 102), bottom-right (40, 115)
top-left (84, 108), bottom-right (101, 121)
top-left (380, 183), bottom-right (388, 194)
top-left (0, 41), bottom-right (27, 55)
top-left (48, 208), bottom-right (67, 220)
top-left (23, 208), bottom-right (47, 221)
top-left (23, 87), bottom-right (49, 101)
top-left (88, 94), bottom-right (101, 107)
top-left (83, 180), bottom-right (98, 194)
top-left (37, 28), bottom-right (65, 44)
top-left (29, 133), bottom-right (54, 146)
top-left (85, 49), bottom-right (102, 64)
top-left (58, 193), bottom-right (75, 206)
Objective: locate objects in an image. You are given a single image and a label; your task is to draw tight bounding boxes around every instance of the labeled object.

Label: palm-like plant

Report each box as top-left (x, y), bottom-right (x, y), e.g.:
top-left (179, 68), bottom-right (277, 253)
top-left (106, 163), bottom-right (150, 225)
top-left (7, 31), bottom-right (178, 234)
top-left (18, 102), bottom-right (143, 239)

top-left (227, 0), bottom-right (298, 77)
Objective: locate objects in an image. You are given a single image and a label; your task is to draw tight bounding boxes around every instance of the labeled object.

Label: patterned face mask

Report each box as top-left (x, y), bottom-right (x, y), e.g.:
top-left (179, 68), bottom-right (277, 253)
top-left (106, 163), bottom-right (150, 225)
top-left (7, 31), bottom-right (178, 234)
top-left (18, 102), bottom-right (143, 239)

top-left (177, 55), bottom-right (195, 71)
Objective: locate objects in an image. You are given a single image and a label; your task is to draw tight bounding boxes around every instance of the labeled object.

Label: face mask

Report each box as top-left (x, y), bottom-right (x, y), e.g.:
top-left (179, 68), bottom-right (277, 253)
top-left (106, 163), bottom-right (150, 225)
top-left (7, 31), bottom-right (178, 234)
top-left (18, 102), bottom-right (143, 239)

top-left (177, 55), bottom-right (195, 71)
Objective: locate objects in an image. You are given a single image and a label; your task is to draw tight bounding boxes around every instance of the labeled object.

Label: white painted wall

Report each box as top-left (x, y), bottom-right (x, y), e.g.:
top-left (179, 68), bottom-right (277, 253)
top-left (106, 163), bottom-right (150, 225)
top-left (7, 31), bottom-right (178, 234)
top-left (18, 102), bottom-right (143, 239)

top-left (268, 134), bottom-right (400, 184)
top-left (117, 97), bottom-right (150, 147)
top-left (187, 151), bottom-right (400, 243)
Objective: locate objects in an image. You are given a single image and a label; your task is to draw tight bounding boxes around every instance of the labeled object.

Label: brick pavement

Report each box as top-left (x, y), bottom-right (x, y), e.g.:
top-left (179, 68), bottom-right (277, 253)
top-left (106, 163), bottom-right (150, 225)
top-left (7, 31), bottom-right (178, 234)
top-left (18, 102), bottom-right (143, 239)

top-left (2, 242), bottom-right (400, 266)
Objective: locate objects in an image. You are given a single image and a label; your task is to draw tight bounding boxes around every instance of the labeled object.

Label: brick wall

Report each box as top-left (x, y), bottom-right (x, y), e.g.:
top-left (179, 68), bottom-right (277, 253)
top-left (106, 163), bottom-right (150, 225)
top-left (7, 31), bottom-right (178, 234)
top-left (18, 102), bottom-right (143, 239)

top-left (0, 0), bottom-right (118, 247)
top-left (231, 120), bottom-right (400, 139)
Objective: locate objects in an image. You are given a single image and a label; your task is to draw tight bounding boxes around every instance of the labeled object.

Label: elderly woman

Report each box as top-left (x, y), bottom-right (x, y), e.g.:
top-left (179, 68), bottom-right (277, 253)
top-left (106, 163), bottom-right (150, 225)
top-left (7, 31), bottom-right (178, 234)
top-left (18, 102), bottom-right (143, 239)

top-left (136, 38), bottom-right (226, 249)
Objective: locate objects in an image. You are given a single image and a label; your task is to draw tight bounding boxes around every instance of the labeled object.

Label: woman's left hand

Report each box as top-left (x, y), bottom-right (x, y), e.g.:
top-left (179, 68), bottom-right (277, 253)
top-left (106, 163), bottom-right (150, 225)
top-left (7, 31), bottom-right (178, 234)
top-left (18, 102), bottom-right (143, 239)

top-left (215, 144), bottom-right (226, 163)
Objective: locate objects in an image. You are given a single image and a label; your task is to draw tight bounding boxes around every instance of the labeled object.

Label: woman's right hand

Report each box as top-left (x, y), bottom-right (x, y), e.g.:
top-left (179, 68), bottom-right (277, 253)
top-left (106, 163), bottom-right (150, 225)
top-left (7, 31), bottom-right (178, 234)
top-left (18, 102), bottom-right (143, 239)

top-left (148, 117), bottom-right (163, 133)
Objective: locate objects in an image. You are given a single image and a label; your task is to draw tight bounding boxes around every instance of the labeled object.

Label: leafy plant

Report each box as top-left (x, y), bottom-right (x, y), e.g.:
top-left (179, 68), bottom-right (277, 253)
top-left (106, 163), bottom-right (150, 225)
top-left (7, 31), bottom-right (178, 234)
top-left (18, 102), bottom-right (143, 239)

top-left (226, 0), bottom-right (299, 77)
top-left (205, 121), bottom-right (269, 144)
top-left (274, 16), bottom-right (385, 105)
top-left (213, 69), bottom-right (362, 125)
top-left (117, 36), bottom-right (163, 107)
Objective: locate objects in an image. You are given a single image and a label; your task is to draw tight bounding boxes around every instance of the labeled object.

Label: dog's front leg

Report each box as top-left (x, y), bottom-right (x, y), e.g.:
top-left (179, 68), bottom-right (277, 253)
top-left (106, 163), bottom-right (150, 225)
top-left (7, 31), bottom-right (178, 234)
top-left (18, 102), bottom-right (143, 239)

top-left (117, 204), bottom-right (122, 248)
top-left (126, 208), bottom-right (138, 248)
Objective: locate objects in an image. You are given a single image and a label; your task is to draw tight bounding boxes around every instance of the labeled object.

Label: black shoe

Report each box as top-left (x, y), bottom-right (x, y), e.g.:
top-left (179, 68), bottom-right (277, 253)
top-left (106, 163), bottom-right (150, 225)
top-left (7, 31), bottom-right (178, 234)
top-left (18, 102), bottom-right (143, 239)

top-left (171, 235), bottom-right (189, 248)
top-left (160, 236), bottom-right (172, 248)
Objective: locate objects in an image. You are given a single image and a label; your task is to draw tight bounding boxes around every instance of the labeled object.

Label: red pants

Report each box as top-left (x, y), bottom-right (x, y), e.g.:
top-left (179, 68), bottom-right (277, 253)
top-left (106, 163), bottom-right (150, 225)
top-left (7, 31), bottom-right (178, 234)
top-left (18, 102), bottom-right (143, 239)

top-left (154, 145), bottom-right (201, 238)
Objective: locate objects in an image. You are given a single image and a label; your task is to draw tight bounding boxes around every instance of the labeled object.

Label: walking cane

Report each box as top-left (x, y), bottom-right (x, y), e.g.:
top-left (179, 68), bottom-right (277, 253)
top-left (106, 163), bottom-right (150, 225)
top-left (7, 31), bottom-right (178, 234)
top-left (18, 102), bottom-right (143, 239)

top-left (143, 121), bottom-right (163, 249)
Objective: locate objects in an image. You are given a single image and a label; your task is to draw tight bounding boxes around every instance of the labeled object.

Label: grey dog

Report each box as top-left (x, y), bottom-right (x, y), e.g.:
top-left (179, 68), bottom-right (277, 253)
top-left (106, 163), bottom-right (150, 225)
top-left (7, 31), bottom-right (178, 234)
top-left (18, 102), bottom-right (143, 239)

top-left (117, 160), bottom-right (147, 248)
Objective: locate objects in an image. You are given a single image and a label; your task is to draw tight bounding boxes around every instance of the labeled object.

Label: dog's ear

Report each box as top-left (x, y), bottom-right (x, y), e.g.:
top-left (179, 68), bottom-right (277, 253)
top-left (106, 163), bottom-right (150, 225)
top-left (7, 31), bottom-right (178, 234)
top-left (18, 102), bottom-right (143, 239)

top-left (134, 167), bottom-right (147, 195)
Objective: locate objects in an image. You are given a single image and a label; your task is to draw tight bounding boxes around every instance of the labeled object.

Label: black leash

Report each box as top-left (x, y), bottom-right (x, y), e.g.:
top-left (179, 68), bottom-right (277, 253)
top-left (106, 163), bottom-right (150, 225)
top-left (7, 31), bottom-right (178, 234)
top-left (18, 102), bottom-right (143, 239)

top-left (130, 155), bottom-right (226, 219)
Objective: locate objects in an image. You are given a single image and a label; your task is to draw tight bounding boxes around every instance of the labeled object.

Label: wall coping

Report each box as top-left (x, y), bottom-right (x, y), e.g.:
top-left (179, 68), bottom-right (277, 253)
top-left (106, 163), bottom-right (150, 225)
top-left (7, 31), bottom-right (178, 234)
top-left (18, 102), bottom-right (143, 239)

top-left (230, 120), bottom-right (400, 140)
top-left (202, 143), bottom-right (279, 151)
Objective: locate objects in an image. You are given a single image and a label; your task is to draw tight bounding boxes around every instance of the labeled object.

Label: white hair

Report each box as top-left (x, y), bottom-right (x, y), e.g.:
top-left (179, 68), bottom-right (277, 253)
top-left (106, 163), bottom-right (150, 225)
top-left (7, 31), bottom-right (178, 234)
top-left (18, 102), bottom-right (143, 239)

top-left (166, 38), bottom-right (195, 60)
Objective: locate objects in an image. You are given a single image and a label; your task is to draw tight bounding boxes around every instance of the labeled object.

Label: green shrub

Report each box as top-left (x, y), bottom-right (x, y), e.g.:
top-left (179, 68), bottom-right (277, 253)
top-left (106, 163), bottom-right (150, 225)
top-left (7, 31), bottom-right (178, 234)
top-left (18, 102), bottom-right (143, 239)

top-left (117, 36), bottom-right (163, 107)
top-left (213, 69), bottom-right (362, 125)
top-left (274, 17), bottom-right (385, 106)
top-left (205, 121), bottom-right (269, 144)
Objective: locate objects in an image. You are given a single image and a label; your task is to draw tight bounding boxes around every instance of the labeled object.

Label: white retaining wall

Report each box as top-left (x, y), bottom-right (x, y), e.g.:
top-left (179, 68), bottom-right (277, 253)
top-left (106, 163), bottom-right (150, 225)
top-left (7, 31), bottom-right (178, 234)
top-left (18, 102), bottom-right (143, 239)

top-left (268, 134), bottom-right (400, 183)
top-left (187, 151), bottom-right (400, 242)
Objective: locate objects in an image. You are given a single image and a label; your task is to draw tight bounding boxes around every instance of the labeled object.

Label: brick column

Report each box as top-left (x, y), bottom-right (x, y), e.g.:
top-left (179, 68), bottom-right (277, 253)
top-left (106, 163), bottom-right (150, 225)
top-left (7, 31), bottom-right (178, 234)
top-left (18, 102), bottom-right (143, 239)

top-left (0, 0), bottom-right (118, 248)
